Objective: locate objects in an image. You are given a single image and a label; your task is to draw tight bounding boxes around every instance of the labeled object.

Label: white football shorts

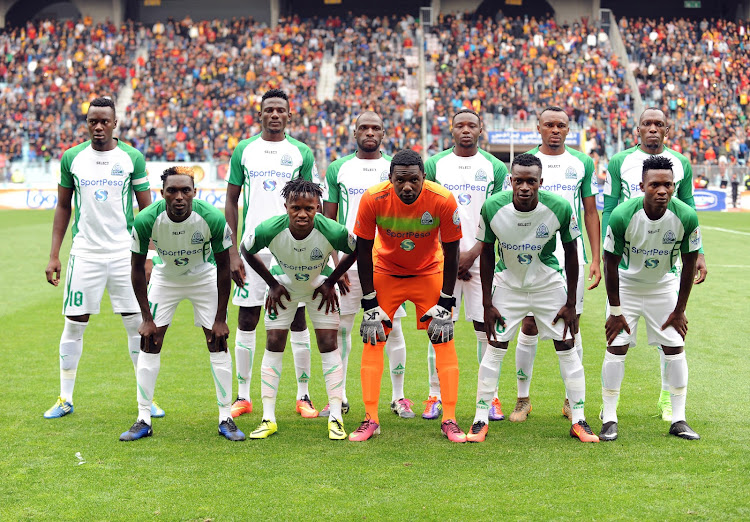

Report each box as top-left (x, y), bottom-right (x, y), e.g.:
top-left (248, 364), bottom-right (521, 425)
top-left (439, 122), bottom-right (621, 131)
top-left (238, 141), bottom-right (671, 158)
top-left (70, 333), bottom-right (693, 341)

top-left (62, 255), bottom-right (139, 316)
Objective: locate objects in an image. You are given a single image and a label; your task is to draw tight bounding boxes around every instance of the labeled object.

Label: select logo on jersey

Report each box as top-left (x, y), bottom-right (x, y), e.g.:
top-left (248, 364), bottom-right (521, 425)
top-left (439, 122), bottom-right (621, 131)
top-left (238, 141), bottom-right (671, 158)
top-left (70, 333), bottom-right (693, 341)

top-left (310, 247), bottom-right (323, 261)
top-left (536, 223), bottom-right (550, 238)
top-left (380, 171), bottom-right (389, 182)
top-left (295, 273), bottom-right (310, 281)
top-left (452, 209), bottom-right (460, 225)
top-left (110, 163), bottom-right (124, 177)
top-left (420, 212), bottom-right (434, 225)
top-left (400, 239), bottom-right (416, 251)
top-left (280, 154), bottom-right (293, 166)
top-left (475, 169), bottom-right (487, 182)
top-left (263, 180), bottom-right (277, 191)
top-left (191, 231), bottom-right (205, 245)
top-left (174, 257), bottom-right (189, 266)
top-left (517, 253), bottom-right (533, 265)
top-left (662, 230), bottom-right (676, 244)
top-left (458, 193), bottom-right (472, 206)
top-left (565, 167), bottom-right (577, 180)
top-left (644, 258), bottom-right (660, 269)
top-left (94, 189), bottom-right (108, 202)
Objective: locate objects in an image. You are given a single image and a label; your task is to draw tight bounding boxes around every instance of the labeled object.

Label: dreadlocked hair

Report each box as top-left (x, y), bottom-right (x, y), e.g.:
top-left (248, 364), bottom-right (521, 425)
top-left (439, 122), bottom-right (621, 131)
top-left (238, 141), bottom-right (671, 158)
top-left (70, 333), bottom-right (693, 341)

top-left (281, 177), bottom-right (323, 200)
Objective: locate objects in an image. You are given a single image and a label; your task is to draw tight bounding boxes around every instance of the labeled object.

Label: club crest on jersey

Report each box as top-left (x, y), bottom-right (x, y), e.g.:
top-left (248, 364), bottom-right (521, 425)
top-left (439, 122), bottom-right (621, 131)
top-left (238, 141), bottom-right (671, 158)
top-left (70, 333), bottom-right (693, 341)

top-left (517, 253), bottom-right (533, 265)
top-left (295, 273), bottom-right (310, 281)
top-left (263, 179), bottom-right (277, 191)
top-left (645, 258), bottom-right (660, 269)
top-left (420, 212), bottom-right (434, 225)
top-left (452, 209), bottom-right (460, 225)
top-left (475, 169), bottom-right (487, 182)
top-left (310, 247), bottom-right (323, 261)
top-left (94, 189), bottom-right (108, 202)
top-left (536, 223), bottom-right (550, 238)
top-left (191, 231), bottom-right (205, 244)
top-left (662, 230), bottom-right (676, 244)
top-left (565, 167), bottom-right (577, 180)
top-left (458, 193), bottom-right (471, 206)
top-left (400, 239), bottom-right (416, 251)
top-left (110, 163), bottom-right (124, 177)
top-left (380, 171), bottom-right (389, 182)
top-left (280, 154), bottom-right (293, 166)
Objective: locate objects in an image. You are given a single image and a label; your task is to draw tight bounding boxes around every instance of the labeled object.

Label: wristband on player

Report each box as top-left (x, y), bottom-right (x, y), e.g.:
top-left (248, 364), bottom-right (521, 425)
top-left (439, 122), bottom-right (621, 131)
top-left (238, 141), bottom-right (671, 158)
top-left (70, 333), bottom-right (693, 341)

top-left (147, 250), bottom-right (157, 261)
top-left (362, 291), bottom-right (378, 310)
top-left (609, 305), bottom-right (623, 317)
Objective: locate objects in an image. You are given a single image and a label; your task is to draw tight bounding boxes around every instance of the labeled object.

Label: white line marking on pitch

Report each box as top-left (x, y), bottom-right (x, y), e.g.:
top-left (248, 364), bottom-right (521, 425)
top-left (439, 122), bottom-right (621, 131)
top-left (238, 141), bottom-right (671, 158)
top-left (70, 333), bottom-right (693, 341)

top-left (702, 226), bottom-right (750, 236)
top-left (711, 265), bottom-right (750, 268)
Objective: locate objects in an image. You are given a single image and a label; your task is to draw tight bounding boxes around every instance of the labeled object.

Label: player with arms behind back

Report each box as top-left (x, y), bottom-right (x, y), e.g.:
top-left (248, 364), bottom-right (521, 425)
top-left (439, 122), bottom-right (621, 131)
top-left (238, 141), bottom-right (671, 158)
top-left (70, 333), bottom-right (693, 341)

top-left (600, 156), bottom-right (702, 442)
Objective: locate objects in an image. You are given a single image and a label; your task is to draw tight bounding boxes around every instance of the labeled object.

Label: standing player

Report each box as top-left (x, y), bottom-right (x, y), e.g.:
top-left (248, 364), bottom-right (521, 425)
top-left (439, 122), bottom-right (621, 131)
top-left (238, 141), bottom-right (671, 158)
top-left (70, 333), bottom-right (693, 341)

top-left (120, 166), bottom-right (242, 441)
top-left (323, 111), bottom-right (414, 419)
top-left (468, 153), bottom-right (599, 443)
top-left (43, 97), bottom-right (163, 419)
top-left (603, 107), bottom-right (707, 421)
top-left (240, 179), bottom-right (356, 440)
top-left (349, 149), bottom-right (467, 443)
top-left (422, 108), bottom-right (508, 421)
top-left (600, 156), bottom-right (701, 441)
top-left (226, 89), bottom-right (319, 419)
top-left (508, 106), bottom-right (601, 423)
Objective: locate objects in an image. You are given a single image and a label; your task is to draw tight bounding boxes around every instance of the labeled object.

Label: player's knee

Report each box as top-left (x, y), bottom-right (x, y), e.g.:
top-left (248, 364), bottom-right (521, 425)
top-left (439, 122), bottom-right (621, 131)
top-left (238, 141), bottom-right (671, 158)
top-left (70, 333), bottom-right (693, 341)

top-left (316, 331), bottom-right (338, 353)
top-left (141, 337), bottom-right (163, 354)
top-left (661, 345), bottom-right (684, 356)
top-left (607, 345), bottom-right (629, 356)
top-left (237, 306), bottom-right (261, 331)
top-left (553, 339), bottom-right (575, 351)
top-left (266, 330), bottom-right (287, 352)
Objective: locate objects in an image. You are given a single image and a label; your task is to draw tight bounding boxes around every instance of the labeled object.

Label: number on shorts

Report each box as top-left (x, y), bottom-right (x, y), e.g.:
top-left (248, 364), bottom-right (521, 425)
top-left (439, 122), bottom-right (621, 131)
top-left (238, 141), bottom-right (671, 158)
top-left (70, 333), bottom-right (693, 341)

top-left (148, 300), bottom-right (158, 317)
top-left (73, 291), bottom-right (83, 307)
top-left (234, 285), bottom-right (249, 299)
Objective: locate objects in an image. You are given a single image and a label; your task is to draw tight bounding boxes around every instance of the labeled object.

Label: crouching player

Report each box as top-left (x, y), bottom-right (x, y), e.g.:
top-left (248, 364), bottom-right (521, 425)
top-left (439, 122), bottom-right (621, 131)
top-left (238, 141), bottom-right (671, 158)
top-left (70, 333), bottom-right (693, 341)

top-left (240, 178), bottom-right (357, 440)
top-left (600, 156), bottom-right (701, 441)
top-left (121, 166), bottom-right (241, 442)
top-left (469, 153), bottom-right (599, 443)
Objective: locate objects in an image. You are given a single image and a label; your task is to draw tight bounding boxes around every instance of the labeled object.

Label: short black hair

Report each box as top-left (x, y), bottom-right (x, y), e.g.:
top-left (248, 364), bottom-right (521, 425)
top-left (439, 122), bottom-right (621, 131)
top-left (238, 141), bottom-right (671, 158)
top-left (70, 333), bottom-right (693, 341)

top-left (642, 155), bottom-right (674, 180)
top-left (452, 108), bottom-right (481, 124)
top-left (261, 88), bottom-right (289, 109)
top-left (390, 149), bottom-right (424, 174)
top-left (538, 105), bottom-right (567, 119)
top-left (511, 153), bottom-right (543, 173)
top-left (161, 165), bottom-right (195, 186)
top-left (281, 177), bottom-right (322, 201)
top-left (88, 96), bottom-right (116, 115)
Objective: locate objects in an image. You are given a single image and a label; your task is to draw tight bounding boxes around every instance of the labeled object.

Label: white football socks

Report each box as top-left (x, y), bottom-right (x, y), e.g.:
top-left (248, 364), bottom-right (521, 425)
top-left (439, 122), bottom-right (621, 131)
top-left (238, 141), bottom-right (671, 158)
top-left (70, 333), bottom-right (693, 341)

top-left (515, 332), bottom-right (538, 398)
top-left (59, 318), bottom-right (87, 403)
top-left (385, 318), bottom-right (406, 402)
top-left (557, 347), bottom-right (586, 424)
top-left (474, 345), bottom-right (507, 424)
top-left (121, 314), bottom-right (142, 372)
top-left (209, 351), bottom-right (233, 422)
top-left (664, 352), bottom-right (688, 423)
top-left (290, 329), bottom-right (311, 400)
top-left (234, 329), bottom-right (256, 400)
top-left (321, 350), bottom-right (344, 421)
top-left (658, 347), bottom-right (670, 392)
top-left (601, 351), bottom-right (626, 424)
top-left (260, 350), bottom-right (283, 423)
top-left (474, 330), bottom-right (496, 399)
top-left (426, 341), bottom-right (441, 399)
top-left (136, 352), bottom-right (161, 426)
top-left (338, 313), bottom-right (356, 404)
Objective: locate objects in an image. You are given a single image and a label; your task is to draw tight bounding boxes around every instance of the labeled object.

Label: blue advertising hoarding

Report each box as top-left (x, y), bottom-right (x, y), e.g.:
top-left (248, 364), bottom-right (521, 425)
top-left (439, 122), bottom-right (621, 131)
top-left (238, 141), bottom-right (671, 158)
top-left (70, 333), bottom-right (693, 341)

top-left (594, 188), bottom-right (726, 211)
top-left (487, 130), bottom-right (582, 146)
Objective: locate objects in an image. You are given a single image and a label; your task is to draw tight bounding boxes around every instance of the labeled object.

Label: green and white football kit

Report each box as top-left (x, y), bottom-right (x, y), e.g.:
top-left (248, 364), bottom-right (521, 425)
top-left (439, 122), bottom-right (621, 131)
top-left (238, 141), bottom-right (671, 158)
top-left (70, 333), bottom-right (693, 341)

top-left (425, 147), bottom-right (507, 322)
top-left (229, 133), bottom-right (318, 307)
top-left (131, 199), bottom-right (232, 328)
top-left (603, 197), bottom-right (701, 347)
top-left (60, 140), bottom-right (149, 316)
top-left (477, 190), bottom-right (581, 342)
top-left (242, 213), bottom-right (355, 330)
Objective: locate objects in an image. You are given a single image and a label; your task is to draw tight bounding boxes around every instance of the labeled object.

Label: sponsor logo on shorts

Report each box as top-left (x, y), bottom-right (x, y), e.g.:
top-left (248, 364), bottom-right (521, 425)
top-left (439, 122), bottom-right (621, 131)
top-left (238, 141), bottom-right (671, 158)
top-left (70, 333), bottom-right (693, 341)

top-left (536, 223), bottom-right (550, 238)
top-left (295, 273), bottom-right (309, 281)
top-left (310, 247), bottom-right (323, 261)
top-left (94, 189), bottom-right (108, 202)
top-left (662, 230), bottom-right (676, 244)
top-left (421, 212), bottom-right (433, 225)
top-left (400, 239), bottom-right (416, 251)
top-left (263, 179), bottom-right (277, 191)
top-left (191, 231), bottom-right (205, 244)
top-left (475, 169), bottom-right (487, 182)
top-left (565, 166), bottom-right (577, 179)
top-left (644, 258), bottom-right (660, 269)
top-left (517, 253), bottom-right (533, 264)
top-left (458, 193), bottom-right (472, 206)
top-left (280, 154), bottom-right (293, 166)
top-left (111, 163), bottom-right (124, 177)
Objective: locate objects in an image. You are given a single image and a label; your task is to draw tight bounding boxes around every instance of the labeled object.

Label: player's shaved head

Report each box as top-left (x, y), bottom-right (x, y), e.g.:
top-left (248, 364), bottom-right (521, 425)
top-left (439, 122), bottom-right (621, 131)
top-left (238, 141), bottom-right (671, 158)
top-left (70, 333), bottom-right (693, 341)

top-left (355, 111), bottom-right (383, 128)
top-left (639, 107), bottom-right (667, 125)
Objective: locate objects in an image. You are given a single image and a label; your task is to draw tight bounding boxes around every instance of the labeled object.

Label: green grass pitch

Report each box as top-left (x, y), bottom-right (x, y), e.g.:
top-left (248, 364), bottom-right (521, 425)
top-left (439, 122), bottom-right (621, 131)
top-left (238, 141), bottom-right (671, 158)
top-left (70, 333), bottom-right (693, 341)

top-left (1, 209), bottom-right (748, 520)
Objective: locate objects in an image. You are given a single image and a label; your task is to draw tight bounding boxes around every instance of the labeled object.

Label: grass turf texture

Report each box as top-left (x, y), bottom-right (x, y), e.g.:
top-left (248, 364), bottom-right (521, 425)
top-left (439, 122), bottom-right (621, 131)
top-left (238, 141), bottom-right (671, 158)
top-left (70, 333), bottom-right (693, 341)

top-left (1, 209), bottom-right (748, 520)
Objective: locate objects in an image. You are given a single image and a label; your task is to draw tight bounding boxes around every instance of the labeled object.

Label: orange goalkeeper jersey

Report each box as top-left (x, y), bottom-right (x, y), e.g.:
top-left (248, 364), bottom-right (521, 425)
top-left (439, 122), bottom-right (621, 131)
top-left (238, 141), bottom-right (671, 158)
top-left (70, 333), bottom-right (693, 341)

top-left (354, 180), bottom-right (462, 276)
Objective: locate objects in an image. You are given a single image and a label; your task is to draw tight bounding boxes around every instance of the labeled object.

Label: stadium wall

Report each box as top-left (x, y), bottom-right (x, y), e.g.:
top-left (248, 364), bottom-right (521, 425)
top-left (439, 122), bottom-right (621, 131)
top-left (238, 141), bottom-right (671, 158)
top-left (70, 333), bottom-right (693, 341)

top-left (136, 0), bottom-right (271, 25)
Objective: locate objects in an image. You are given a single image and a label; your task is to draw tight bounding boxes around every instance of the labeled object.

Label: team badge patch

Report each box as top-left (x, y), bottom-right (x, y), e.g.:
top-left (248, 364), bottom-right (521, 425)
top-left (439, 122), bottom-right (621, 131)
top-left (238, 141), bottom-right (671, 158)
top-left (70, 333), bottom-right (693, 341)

top-left (281, 154), bottom-right (293, 166)
top-left (310, 247), bottom-right (323, 261)
top-left (400, 239), bottom-right (416, 251)
top-left (380, 171), bottom-right (389, 182)
top-left (662, 230), bottom-right (676, 244)
top-left (111, 163), bottom-right (124, 177)
top-left (536, 223), bottom-right (550, 238)
top-left (94, 189), bottom-right (108, 202)
top-left (420, 212), bottom-right (434, 225)
top-left (452, 209), bottom-right (460, 225)
top-left (263, 179), bottom-right (277, 191)
top-left (689, 227), bottom-right (701, 248)
top-left (645, 258), bottom-right (660, 269)
top-left (475, 169), bottom-right (487, 182)
top-left (565, 167), bottom-right (577, 180)
top-left (191, 231), bottom-right (205, 244)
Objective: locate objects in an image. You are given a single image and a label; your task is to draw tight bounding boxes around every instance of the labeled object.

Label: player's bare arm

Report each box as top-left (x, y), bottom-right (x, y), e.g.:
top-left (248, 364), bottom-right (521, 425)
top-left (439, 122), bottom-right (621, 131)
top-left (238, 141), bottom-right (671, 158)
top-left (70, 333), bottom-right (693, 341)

top-left (479, 241), bottom-right (504, 347)
top-left (225, 183), bottom-right (245, 286)
top-left (322, 200), bottom-right (350, 294)
top-left (662, 250), bottom-right (699, 339)
top-left (582, 195), bottom-right (601, 289)
top-left (211, 249), bottom-right (231, 350)
top-left (46, 185), bottom-right (75, 286)
top-left (603, 251), bottom-right (631, 345)
top-left (240, 243), bottom-right (290, 315)
top-left (440, 239), bottom-right (460, 296)
top-left (131, 251), bottom-right (158, 342)
top-left (553, 239), bottom-right (579, 340)
top-left (313, 250), bottom-right (358, 314)
top-left (458, 241), bottom-right (482, 281)
top-left (694, 253), bottom-right (707, 285)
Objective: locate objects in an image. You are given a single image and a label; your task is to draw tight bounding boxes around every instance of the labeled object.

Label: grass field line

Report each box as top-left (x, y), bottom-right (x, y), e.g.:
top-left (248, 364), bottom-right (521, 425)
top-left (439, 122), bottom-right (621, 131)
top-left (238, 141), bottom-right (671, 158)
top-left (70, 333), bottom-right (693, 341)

top-left (711, 264), bottom-right (750, 268)
top-left (702, 225), bottom-right (750, 236)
